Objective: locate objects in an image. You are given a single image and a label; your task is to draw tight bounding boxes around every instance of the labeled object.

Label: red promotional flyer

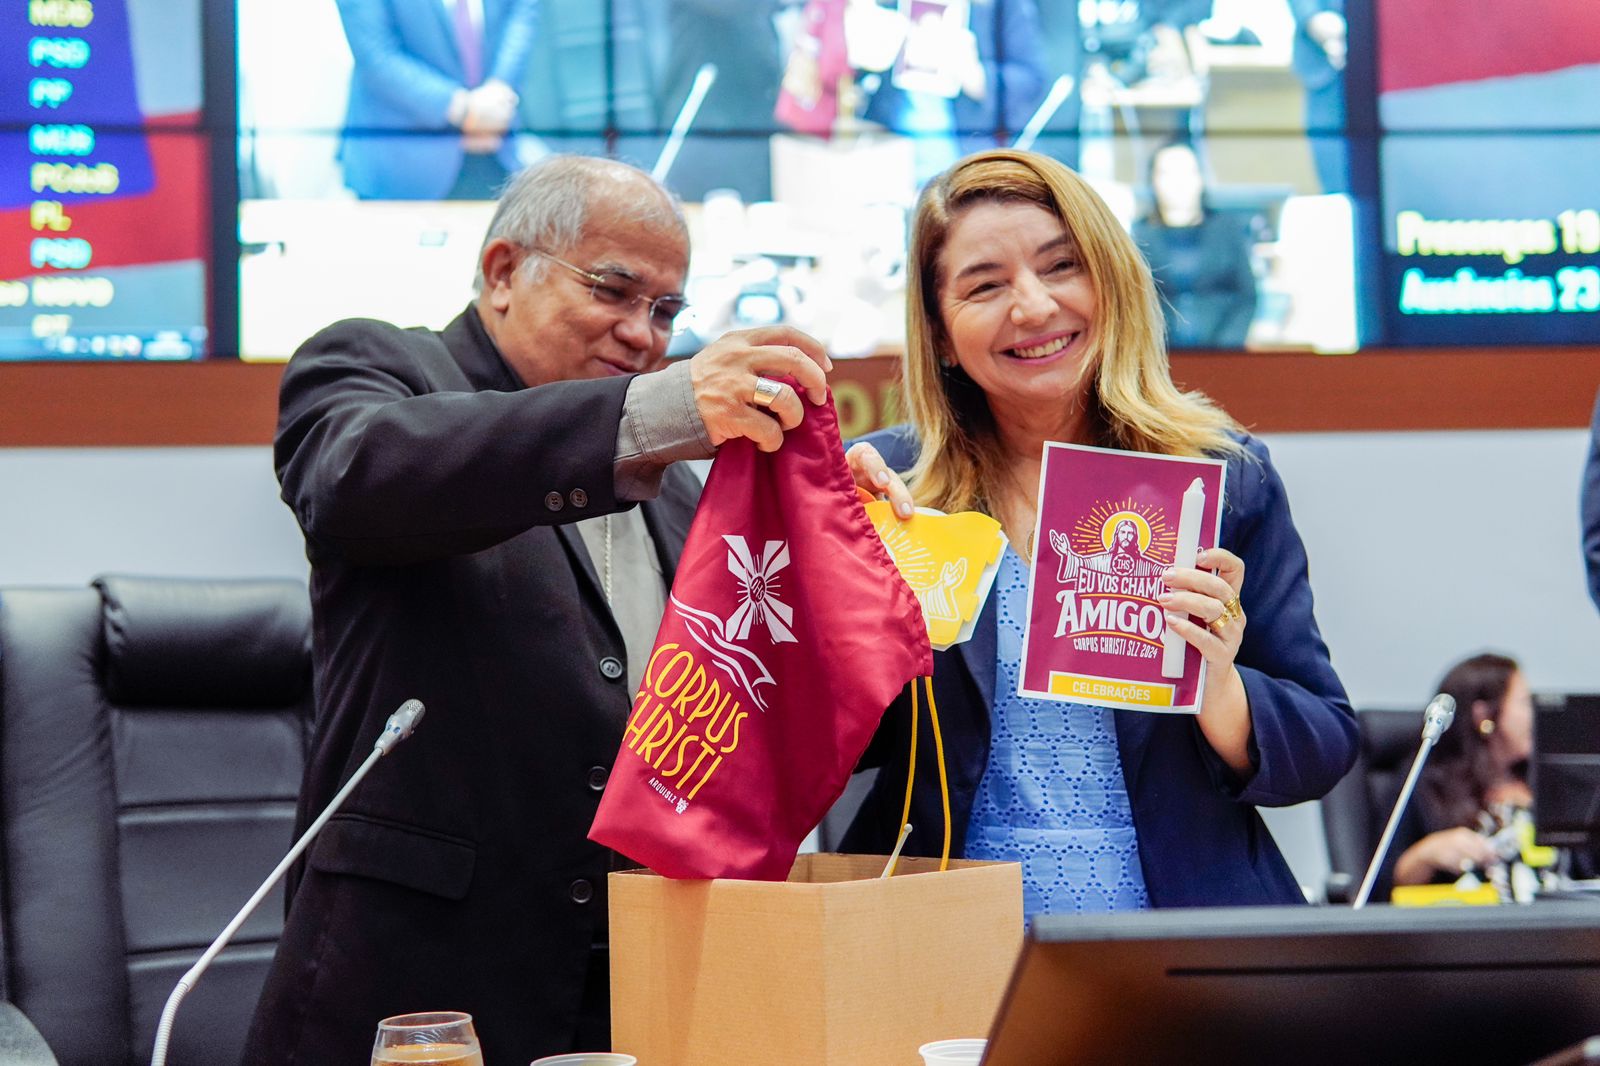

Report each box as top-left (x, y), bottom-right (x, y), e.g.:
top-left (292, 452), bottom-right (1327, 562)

top-left (1018, 442), bottom-right (1226, 713)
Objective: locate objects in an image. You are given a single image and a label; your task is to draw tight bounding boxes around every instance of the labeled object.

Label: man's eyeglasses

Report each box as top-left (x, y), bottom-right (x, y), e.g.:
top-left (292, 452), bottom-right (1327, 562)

top-left (531, 249), bottom-right (689, 335)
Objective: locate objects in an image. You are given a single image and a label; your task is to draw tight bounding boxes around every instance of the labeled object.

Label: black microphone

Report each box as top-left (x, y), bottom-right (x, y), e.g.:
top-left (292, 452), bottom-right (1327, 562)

top-left (148, 699), bottom-right (426, 1066)
top-left (1352, 693), bottom-right (1456, 908)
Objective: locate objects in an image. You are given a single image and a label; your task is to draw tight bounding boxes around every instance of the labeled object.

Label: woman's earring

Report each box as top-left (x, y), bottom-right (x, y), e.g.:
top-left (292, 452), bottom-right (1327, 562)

top-left (1478, 718), bottom-right (1496, 736)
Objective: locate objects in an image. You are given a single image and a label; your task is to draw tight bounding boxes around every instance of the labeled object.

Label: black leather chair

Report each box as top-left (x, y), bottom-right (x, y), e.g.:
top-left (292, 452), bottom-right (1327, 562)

top-left (0, 575), bottom-right (313, 1066)
top-left (1320, 708), bottom-right (1424, 902)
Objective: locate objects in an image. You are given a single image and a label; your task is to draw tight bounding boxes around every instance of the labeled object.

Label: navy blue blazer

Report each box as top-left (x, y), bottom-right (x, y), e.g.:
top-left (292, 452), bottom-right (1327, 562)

top-left (1583, 389), bottom-right (1600, 615)
top-left (841, 426), bottom-right (1357, 907)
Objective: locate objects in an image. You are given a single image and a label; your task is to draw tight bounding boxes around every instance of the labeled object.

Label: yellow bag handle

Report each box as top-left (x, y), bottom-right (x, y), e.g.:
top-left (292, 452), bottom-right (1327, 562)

top-left (891, 674), bottom-right (951, 875)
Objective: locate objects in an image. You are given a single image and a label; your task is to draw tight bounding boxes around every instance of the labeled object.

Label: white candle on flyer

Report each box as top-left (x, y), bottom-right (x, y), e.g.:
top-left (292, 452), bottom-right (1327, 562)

top-left (1160, 477), bottom-right (1205, 679)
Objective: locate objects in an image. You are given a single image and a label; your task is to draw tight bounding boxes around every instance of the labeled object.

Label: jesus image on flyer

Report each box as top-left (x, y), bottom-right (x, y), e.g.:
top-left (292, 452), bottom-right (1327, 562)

top-left (1050, 511), bottom-right (1172, 584)
top-left (1018, 442), bottom-right (1225, 713)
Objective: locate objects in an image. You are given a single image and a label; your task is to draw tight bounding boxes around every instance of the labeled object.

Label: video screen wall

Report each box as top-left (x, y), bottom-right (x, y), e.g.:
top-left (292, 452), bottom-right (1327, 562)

top-left (1375, 0), bottom-right (1600, 346)
top-left (4, 0), bottom-right (1599, 361)
top-left (2, 0), bottom-right (209, 359)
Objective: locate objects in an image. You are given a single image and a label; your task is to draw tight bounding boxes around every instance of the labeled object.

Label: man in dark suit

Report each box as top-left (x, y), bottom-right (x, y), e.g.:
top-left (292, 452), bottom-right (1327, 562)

top-left (245, 155), bottom-right (831, 1066)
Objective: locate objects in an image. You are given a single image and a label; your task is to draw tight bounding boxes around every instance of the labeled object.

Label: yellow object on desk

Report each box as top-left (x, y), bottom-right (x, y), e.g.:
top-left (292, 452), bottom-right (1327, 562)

top-left (1390, 882), bottom-right (1501, 907)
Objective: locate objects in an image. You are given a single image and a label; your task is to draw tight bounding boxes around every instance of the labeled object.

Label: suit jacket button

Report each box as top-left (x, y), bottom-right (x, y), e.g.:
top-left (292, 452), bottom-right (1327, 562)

top-left (570, 878), bottom-right (594, 905)
top-left (570, 488), bottom-right (589, 508)
top-left (587, 766), bottom-right (609, 792)
top-left (598, 656), bottom-right (624, 681)
top-left (544, 491), bottom-right (564, 512)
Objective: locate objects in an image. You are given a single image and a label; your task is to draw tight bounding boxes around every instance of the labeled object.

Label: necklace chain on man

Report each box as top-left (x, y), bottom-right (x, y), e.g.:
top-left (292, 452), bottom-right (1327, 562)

top-left (602, 514), bottom-right (612, 605)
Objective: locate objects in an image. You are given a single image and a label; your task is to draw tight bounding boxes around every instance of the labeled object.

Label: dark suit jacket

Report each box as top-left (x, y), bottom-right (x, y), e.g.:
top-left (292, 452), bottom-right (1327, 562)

top-left (245, 308), bottom-right (700, 1066)
top-left (1583, 389), bottom-right (1600, 615)
top-left (841, 427), bottom-right (1357, 907)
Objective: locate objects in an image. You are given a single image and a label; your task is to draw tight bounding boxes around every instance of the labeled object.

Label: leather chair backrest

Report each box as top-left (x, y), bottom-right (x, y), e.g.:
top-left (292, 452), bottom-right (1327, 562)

top-left (0, 576), bottom-right (312, 1066)
top-left (1321, 708), bottom-right (1423, 885)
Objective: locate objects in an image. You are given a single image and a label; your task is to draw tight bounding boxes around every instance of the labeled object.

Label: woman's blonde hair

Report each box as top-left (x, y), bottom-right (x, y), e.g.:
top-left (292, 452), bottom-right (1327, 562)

top-left (900, 148), bottom-right (1242, 515)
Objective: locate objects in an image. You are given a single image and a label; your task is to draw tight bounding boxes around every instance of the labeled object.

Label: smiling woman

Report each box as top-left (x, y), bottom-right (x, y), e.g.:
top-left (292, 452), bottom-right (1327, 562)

top-left (841, 148), bottom-right (1358, 922)
top-left (893, 149), bottom-right (1244, 557)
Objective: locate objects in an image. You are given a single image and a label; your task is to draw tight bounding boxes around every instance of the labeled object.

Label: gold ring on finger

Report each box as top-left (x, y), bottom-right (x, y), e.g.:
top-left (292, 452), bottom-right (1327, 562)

top-left (1213, 598), bottom-right (1242, 631)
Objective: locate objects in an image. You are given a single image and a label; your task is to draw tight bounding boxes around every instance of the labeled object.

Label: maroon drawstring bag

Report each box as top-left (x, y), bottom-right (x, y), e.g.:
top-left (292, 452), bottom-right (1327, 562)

top-left (589, 393), bottom-right (931, 880)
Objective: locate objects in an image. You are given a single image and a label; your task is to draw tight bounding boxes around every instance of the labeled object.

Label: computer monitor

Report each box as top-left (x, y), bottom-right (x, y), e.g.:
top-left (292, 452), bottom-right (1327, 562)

top-left (1534, 694), bottom-right (1600, 850)
top-left (981, 904), bottom-right (1600, 1066)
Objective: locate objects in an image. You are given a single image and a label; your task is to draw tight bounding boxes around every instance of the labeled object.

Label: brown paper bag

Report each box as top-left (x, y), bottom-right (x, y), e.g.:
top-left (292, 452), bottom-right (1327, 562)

top-left (609, 853), bottom-right (1023, 1066)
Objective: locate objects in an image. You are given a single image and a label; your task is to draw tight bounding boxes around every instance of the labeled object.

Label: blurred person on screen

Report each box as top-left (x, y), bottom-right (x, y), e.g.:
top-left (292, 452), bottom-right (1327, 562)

top-left (1076, 0), bottom-right (1210, 92)
top-left (1584, 388), bottom-right (1600, 616)
top-left (841, 148), bottom-right (1356, 921)
top-left (861, 0), bottom-right (1049, 184)
top-left (1132, 138), bottom-right (1261, 349)
top-left (334, 0), bottom-right (543, 199)
top-left (244, 155), bottom-right (835, 1066)
top-left (1289, 0), bottom-right (1348, 195)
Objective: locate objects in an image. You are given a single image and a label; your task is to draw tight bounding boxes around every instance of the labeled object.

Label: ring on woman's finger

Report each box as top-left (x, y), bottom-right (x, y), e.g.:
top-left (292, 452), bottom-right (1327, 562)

top-left (751, 376), bottom-right (783, 408)
top-left (1210, 595), bottom-right (1243, 632)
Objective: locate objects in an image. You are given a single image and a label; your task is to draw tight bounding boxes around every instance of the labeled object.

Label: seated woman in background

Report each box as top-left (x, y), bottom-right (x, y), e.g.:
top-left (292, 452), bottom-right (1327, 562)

top-left (843, 148), bottom-right (1356, 919)
top-left (1131, 138), bottom-right (1260, 349)
top-left (1387, 653), bottom-right (1535, 893)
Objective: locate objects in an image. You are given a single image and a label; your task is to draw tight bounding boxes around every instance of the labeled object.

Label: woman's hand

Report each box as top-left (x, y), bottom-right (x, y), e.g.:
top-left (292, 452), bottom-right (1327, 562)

top-left (1160, 547), bottom-right (1252, 774)
top-left (1393, 827), bottom-right (1500, 887)
top-left (1159, 546), bottom-right (1246, 671)
top-left (845, 442), bottom-right (914, 519)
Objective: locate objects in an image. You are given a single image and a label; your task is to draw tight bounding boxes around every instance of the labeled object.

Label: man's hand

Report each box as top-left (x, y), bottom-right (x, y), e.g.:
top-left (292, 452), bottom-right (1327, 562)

top-left (454, 80), bottom-right (518, 153)
top-left (1307, 10), bottom-right (1347, 70)
top-left (687, 326), bottom-right (832, 453)
top-left (464, 79), bottom-right (519, 135)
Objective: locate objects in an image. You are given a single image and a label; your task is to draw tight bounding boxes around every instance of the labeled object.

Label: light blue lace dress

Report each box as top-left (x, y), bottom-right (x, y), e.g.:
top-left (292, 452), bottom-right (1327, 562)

top-left (962, 549), bottom-right (1152, 922)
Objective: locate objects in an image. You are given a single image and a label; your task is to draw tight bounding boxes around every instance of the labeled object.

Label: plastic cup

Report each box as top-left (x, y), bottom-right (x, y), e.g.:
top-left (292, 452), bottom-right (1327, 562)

top-left (528, 1055), bottom-right (638, 1066)
top-left (919, 1037), bottom-right (987, 1065)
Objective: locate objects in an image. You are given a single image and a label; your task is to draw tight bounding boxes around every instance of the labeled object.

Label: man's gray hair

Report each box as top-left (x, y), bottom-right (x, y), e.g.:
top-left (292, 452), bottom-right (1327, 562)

top-left (473, 155), bottom-right (687, 292)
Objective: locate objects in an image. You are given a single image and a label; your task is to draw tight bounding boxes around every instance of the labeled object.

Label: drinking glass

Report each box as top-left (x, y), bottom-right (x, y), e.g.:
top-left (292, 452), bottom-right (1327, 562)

top-left (370, 1011), bottom-right (484, 1066)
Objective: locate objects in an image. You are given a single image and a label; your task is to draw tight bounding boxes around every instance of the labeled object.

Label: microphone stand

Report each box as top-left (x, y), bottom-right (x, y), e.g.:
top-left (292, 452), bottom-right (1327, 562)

top-left (148, 699), bottom-right (426, 1066)
top-left (652, 62), bottom-right (718, 184)
top-left (1012, 74), bottom-right (1076, 152)
top-left (1352, 694), bottom-right (1456, 909)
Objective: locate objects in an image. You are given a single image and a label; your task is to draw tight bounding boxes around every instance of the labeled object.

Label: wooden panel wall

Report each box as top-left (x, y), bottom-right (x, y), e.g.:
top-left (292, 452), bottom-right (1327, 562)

top-left (4, 348), bottom-right (1599, 447)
